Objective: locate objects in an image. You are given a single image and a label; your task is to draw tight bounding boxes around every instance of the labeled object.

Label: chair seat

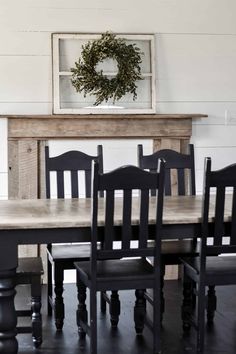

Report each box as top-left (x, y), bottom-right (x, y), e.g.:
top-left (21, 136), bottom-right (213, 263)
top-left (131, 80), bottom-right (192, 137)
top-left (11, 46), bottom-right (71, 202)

top-left (49, 240), bottom-right (199, 261)
top-left (147, 239), bottom-right (200, 266)
top-left (162, 239), bottom-right (200, 255)
top-left (75, 258), bottom-right (154, 285)
top-left (181, 255), bottom-right (236, 284)
top-left (17, 257), bottom-right (44, 276)
top-left (48, 243), bottom-right (91, 261)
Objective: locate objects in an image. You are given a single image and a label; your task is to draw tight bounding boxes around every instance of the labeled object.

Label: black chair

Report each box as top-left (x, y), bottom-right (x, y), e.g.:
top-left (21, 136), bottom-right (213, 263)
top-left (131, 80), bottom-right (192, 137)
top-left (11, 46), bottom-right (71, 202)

top-left (45, 145), bottom-right (104, 330)
top-left (16, 257), bottom-right (44, 348)
top-left (138, 144), bottom-right (199, 316)
top-left (74, 160), bottom-right (165, 354)
top-left (181, 158), bottom-right (236, 352)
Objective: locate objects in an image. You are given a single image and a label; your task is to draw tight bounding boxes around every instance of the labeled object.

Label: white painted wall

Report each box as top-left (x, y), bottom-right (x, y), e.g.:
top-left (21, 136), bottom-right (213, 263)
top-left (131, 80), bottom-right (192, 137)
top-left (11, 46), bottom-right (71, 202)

top-left (0, 0), bottom-right (236, 280)
top-left (0, 1), bottom-right (236, 198)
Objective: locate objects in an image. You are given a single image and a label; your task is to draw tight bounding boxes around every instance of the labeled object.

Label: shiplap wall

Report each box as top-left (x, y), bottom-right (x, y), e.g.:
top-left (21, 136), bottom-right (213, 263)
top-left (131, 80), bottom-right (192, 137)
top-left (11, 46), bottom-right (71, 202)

top-left (0, 0), bottom-right (236, 193)
top-left (0, 0), bottom-right (236, 281)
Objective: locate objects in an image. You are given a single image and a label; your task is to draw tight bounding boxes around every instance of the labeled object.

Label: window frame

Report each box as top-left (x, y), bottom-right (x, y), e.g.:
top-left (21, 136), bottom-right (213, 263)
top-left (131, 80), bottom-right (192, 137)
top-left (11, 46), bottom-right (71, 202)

top-left (52, 33), bottom-right (156, 114)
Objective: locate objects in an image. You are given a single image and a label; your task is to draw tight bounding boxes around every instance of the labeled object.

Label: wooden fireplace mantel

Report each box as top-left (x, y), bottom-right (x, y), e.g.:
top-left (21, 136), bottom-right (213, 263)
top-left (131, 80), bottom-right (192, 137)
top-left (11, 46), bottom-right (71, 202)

top-left (5, 113), bottom-right (207, 276)
top-left (7, 113), bottom-right (205, 140)
top-left (5, 113), bottom-right (207, 199)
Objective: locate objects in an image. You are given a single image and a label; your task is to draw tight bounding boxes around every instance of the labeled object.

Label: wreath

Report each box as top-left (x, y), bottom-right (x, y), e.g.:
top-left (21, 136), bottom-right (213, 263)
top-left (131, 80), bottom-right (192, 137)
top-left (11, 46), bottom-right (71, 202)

top-left (71, 32), bottom-right (143, 106)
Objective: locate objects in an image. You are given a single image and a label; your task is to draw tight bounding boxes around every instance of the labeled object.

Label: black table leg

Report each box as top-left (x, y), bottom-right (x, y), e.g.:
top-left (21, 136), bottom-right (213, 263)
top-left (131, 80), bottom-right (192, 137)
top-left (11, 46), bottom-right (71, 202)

top-left (0, 239), bottom-right (18, 353)
top-left (0, 269), bottom-right (18, 353)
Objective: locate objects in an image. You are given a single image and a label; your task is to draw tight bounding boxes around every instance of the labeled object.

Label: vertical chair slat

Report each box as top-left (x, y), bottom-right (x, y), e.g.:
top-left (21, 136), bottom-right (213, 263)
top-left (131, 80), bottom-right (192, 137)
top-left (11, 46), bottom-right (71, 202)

top-left (57, 171), bottom-right (64, 198)
top-left (150, 168), bottom-right (157, 196)
top-left (104, 190), bottom-right (115, 250)
top-left (139, 189), bottom-right (149, 248)
top-left (45, 146), bottom-right (51, 198)
top-left (190, 144), bottom-right (196, 195)
top-left (71, 171), bottom-right (79, 198)
top-left (85, 171), bottom-right (92, 198)
top-left (214, 186), bottom-right (225, 245)
top-left (165, 169), bottom-right (171, 196)
top-left (122, 190), bottom-right (132, 249)
top-left (46, 172), bottom-right (51, 198)
top-left (177, 169), bottom-right (185, 195)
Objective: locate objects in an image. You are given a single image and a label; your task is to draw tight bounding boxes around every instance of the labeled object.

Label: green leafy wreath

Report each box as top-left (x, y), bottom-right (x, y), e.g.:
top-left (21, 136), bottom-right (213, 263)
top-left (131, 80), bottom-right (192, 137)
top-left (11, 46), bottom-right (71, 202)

top-left (71, 32), bottom-right (143, 106)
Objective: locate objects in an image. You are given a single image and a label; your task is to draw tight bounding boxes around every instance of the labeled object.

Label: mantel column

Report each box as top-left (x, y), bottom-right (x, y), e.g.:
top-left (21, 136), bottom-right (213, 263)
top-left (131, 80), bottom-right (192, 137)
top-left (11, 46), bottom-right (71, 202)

top-left (8, 139), bottom-right (38, 200)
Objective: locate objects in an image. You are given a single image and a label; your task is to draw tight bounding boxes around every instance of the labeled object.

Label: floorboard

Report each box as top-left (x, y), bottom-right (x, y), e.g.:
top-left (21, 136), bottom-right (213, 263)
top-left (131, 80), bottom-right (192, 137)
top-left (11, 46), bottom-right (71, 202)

top-left (16, 280), bottom-right (236, 354)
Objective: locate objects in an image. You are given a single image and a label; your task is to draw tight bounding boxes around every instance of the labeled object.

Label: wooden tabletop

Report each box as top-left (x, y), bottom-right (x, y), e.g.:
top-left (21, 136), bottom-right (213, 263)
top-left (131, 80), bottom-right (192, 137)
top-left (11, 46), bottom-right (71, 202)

top-left (0, 195), bottom-right (232, 230)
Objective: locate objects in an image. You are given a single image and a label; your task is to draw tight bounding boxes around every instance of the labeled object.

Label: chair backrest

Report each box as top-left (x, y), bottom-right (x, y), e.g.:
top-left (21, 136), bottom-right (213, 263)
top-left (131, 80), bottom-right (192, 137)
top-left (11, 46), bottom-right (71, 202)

top-left (138, 144), bottom-right (196, 196)
top-left (201, 157), bottom-right (236, 259)
top-left (90, 159), bottom-right (165, 275)
top-left (45, 145), bottom-right (103, 198)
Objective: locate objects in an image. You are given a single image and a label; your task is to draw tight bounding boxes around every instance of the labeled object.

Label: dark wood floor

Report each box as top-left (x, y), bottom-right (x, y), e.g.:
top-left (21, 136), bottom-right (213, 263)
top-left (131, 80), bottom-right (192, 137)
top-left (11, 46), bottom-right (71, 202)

top-left (16, 280), bottom-right (236, 354)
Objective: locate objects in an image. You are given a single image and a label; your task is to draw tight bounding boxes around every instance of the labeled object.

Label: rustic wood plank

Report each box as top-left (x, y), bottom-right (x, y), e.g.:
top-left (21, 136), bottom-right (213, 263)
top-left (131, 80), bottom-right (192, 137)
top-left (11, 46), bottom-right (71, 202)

top-left (159, 138), bottom-right (181, 151)
top-left (8, 140), bottom-right (38, 198)
top-left (153, 139), bottom-right (161, 152)
top-left (18, 140), bottom-right (38, 199)
top-left (180, 139), bottom-right (189, 154)
top-left (8, 140), bottom-right (19, 199)
top-left (18, 245), bottom-right (37, 258)
top-left (8, 117), bottom-right (193, 139)
top-left (165, 265), bottom-right (179, 280)
top-left (39, 140), bottom-right (47, 199)
top-left (3, 114), bottom-right (208, 120)
top-left (0, 196), bottom-right (230, 230)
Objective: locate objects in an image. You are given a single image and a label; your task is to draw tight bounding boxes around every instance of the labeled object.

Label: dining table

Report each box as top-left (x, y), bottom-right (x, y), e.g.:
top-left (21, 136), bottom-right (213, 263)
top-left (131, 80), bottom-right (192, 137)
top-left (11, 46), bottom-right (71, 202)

top-left (0, 195), bottom-right (232, 353)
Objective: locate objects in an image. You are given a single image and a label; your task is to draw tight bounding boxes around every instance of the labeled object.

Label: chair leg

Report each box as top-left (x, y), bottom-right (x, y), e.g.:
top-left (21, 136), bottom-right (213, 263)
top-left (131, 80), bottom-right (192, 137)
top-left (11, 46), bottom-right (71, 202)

top-left (207, 285), bottom-right (216, 324)
top-left (182, 273), bottom-right (193, 331)
top-left (76, 279), bottom-right (88, 339)
top-left (153, 283), bottom-right (161, 354)
top-left (100, 291), bottom-right (106, 313)
top-left (134, 289), bottom-right (146, 335)
top-left (31, 275), bottom-right (42, 348)
top-left (161, 265), bottom-right (165, 321)
top-left (90, 288), bottom-right (97, 354)
top-left (47, 256), bottom-right (53, 316)
top-left (192, 281), bottom-right (197, 309)
top-left (54, 264), bottom-right (65, 330)
top-left (197, 283), bottom-right (206, 353)
top-left (109, 290), bottom-right (120, 328)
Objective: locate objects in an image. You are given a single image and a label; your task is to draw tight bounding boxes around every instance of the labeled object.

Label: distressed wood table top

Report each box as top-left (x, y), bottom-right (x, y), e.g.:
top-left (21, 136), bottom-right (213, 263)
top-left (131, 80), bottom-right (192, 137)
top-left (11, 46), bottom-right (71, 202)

top-left (0, 195), bottom-right (232, 230)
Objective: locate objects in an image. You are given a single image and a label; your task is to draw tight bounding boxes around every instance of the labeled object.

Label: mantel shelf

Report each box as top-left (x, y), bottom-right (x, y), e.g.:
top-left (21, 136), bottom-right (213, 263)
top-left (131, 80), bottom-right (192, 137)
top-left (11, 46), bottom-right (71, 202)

top-left (6, 113), bottom-right (207, 140)
top-left (3, 113), bottom-right (207, 120)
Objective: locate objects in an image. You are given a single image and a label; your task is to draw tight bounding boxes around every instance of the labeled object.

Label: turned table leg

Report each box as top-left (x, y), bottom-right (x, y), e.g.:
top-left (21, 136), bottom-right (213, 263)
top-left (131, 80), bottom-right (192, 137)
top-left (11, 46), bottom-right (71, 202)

top-left (0, 239), bottom-right (18, 353)
top-left (0, 269), bottom-right (18, 353)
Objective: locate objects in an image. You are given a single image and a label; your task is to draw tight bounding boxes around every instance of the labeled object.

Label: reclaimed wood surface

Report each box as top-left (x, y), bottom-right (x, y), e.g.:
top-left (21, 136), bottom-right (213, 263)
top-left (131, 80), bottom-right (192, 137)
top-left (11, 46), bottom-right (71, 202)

top-left (8, 117), bottom-right (193, 139)
top-left (0, 196), bottom-right (231, 231)
top-left (3, 114), bottom-right (208, 120)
